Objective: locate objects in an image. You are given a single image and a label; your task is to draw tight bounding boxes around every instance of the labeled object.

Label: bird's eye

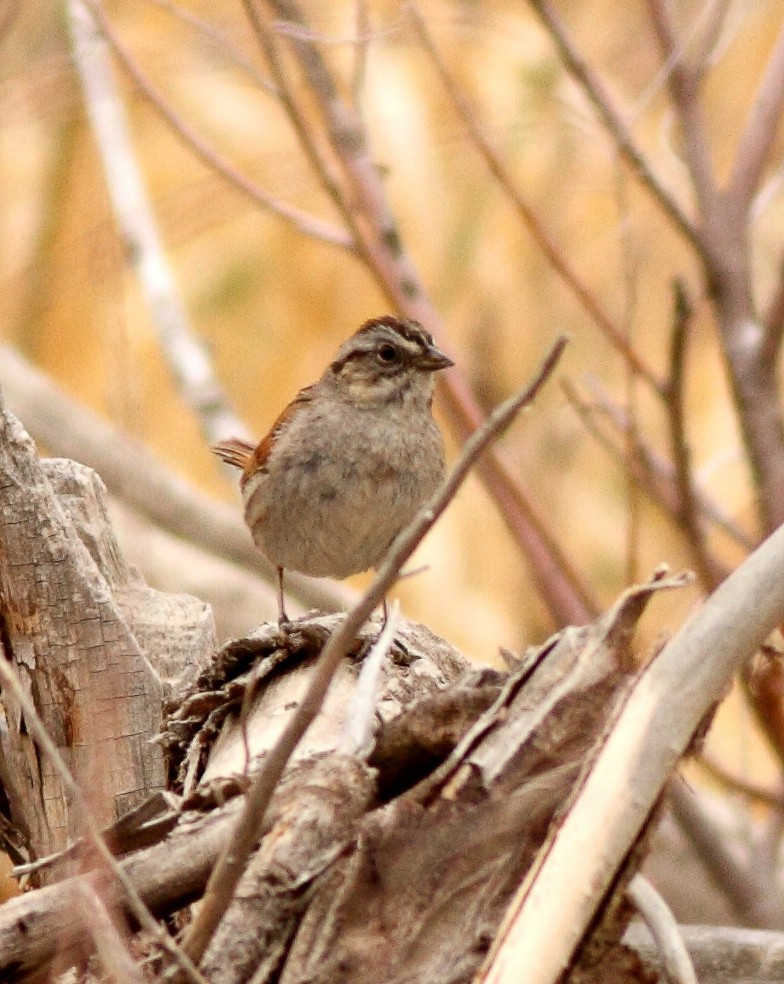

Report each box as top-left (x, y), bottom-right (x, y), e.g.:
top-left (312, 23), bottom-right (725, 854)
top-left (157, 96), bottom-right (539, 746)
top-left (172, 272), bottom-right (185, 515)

top-left (377, 343), bottom-right (400, 364)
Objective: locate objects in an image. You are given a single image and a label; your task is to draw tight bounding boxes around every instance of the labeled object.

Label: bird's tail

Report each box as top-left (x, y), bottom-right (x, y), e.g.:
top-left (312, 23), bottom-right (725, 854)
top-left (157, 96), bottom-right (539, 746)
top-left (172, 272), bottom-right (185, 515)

top-left (211, 437), bottom-right (256, 471)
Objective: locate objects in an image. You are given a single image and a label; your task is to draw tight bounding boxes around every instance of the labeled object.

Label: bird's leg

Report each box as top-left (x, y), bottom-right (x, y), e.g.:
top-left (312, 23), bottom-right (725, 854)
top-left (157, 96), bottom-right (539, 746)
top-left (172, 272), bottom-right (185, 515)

top-left (381, 596), bottom-right (388, 625)
top-left (276, 566), bottom-right (290, 626)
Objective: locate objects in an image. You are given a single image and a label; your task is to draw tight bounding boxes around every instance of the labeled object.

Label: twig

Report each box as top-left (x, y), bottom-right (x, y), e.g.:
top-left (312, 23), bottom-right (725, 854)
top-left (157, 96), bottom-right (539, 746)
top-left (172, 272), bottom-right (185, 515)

top-left (339, 601), bottom-right (400, 756)
top-left (66, 0), bottom-right (249, 446)
top-left (350, 0), bottom-right (370, 109)
top-left (79, 0), bottom-right (354, 252)
top-left (180, 334), bottom-right (568, 967)
top-left (727, 21), bottom-right (784, 211)
top-left (666, 280), bottom-right (723, 589)
top-left (690, 0), bottom-right (737, 75)
top-left (0, 656), bottom-right (208, 984)
top-left (478, 511), bottom-right (784, 983)
top-left (762, 254), bottom-right (784, 364)
top-left (77, 881), bottom-right (148, 984)
top-left (614, 163), bottom-right (642, 586)
top-left (146, 0), bottom-right (278, 95)
top-left (645, 0), bottom-right (718, 218)
top-left (630, 0), bottom-right (732, 116)
top-left (527, 0), bottom-right (702, 253)
top-left (407, 2), bottom-right (664, 396)
top-left (626, 874), bottom-right (697, 984)
top-left (240, 0), bottom-right (366, 255)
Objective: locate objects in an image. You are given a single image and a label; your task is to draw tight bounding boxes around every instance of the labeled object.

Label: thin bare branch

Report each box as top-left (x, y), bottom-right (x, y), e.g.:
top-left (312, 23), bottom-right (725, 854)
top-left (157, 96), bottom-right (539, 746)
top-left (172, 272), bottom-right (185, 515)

top-left (763, 255), bottom-right (784, 363)
top-left (350, 0), bottom-right (370, 109)
top-left (240, 0), bottom-right (365, 252)
top-left (180, 335), bottom-right (568, 967)
top-left (627, 874), bottom-right (697, 984)
top-left (339, 600), bottom-right (400, 756)
top-left (146, 0), bottom-right (277, 94)
top-left (67, 0), bottom-right (248, 445)
top-left (698, 754), bottom-right (784, 811)
top-left (668, 779), bottom-right (784, 928)
top-left (645, 0), bottom-right (718, 217)
top-left (81, 0), bottom-right (354, 251)
top-left (727, 21), bottom-right (784, 211)
top-left (527, 0), bottom-right (702, 253)
top-left (77, 882), bottom-right (147, 984)
top-left (625, 922), bottom-right (784, 984)
top-left (666, 280), bottom-right (724, 590)
top-left (408, 2), bottom-right (665, 396)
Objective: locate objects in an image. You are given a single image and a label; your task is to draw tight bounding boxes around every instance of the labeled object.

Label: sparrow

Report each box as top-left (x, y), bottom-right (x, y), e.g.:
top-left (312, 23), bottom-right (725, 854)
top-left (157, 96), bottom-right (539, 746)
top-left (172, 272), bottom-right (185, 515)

top-left (212, 315), bottom-right (453, 623)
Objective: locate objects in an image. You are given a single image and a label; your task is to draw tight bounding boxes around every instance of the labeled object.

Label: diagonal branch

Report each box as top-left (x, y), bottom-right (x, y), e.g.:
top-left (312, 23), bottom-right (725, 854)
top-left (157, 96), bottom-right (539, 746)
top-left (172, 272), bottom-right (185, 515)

top-left (728, 21), bottom-right (784, 211)
top-left (180, 335), bottom-right (568, 967)
top-left (645, 0), bottom-right (718, 217)
top-left (67, 0), bottom-right (248, 445)
top-left (665, 281), bottom-right (724, 590)
top-left (480, 514), bottom-right (784, 982)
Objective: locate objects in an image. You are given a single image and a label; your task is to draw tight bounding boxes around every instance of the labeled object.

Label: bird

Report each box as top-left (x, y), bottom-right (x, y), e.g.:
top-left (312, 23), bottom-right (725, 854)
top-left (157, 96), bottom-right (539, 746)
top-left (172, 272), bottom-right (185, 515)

top-left (212, 315), bottom-right (453, 624)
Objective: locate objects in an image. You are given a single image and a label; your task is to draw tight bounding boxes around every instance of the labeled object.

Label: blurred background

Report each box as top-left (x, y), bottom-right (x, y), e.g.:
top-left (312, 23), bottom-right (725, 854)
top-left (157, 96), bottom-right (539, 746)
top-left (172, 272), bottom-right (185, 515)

top-left (3, 0), bottom-right (784, 910)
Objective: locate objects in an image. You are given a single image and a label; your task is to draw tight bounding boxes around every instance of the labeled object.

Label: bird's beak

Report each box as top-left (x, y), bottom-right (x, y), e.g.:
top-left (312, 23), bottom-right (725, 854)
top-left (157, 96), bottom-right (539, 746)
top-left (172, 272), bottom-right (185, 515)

top-left (418, 343), bottom-right (454, 372)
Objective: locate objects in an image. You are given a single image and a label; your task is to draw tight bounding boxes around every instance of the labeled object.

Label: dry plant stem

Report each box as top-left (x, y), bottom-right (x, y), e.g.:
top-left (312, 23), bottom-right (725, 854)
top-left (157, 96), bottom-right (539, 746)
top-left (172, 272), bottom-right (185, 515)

top-left (527, 0), bottom-right (701, 252)
top-left (407, 2), bottom-right (664, 396)
top-left (251, 0), bottom-right (596, 626)
top-left (67, 0), bottom-right (247, 447)
top-left (339, 601), bottom-right (400, 756)
top-left (350, 0), bottom-right (370, 108)
top-left (645, 0), bottom-right (717, 213)
top-left (0, 345), bottom-right (352, 614)
top-left (80, 0), bottom-right (353, 252)
top-left (0, 658), bottom-right (208, 984)
top-left (478, 520), bottom-right (784, 984)
top-left (647, 0), bottom-right (784, 757)
top-left (727, 21), bottom-right (784, 210)
top-left (77, 881), bottom-right (147, 984)
top-left (181, 335), bottom-right (568, 967)
top-left (763, 255), bottom-right (784, 362)
top-left (147, 0), bottom-right (278, 95)
top-left (626, 874), bottom-right (697, 984)
top-left (666, 282), bottom-right (723, 590)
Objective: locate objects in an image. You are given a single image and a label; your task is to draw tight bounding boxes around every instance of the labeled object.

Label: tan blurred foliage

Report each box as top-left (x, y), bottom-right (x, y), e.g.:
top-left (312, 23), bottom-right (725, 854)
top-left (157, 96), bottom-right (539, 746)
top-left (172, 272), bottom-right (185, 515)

top-left (1, 0), bottom-right (781, 692)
